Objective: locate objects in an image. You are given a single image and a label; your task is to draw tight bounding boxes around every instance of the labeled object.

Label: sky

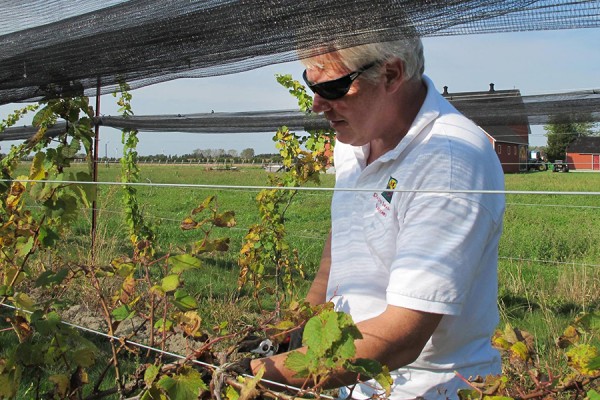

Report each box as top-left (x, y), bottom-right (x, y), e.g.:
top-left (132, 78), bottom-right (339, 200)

top-left (1, 28), bottom-right (599, 156)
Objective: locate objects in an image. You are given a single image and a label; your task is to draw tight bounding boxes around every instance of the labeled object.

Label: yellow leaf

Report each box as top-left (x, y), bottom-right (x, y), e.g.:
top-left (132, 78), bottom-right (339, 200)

top-left (29, 152), bottom-right (46, 181)
top-left (178, 311), bottom-right (202, 337)
top-left (239, 367), bottom-right (264, 400)
top-left (49, 374), bottom-right (69, 398)
top-left (510, 341), bottom-right (529, 361)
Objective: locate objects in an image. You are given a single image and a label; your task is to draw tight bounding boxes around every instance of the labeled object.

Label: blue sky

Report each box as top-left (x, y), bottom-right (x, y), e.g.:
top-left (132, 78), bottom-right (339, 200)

top-left (1, 28), bottom-right (599, 156)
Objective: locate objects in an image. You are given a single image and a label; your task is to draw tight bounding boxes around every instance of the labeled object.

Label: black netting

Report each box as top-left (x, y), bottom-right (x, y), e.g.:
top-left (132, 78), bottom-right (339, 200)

top-left (1, 0), bottom-right (599, 105)
top-left (3, 88), bottom-right (599, 142)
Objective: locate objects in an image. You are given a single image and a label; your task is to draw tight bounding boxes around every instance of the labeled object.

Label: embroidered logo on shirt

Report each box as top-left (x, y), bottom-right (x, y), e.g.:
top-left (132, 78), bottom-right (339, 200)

top-left (381, 177), bottom-right (398, 203)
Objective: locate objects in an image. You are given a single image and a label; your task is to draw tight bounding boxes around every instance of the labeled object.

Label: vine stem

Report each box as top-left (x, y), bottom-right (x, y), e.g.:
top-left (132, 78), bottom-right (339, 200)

top-left (86, 263), bottom-right (125, 394)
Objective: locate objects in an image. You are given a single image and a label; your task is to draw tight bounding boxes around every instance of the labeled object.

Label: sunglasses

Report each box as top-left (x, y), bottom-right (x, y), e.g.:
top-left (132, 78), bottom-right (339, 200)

top-left (302, 62), bottom-right (376, 100)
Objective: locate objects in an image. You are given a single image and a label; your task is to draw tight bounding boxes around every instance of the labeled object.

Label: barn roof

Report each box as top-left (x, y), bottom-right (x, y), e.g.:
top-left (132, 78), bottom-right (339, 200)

top-left (480, 125), bottom-right (529, 145)
top-left (443, 84), bottom-right (530, 145)
top-left (567, 137), bottom-right (600, 153)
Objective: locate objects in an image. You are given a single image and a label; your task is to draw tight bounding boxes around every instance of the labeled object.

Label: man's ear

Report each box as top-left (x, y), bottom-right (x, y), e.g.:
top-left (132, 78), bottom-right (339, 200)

top-left (383, 59), bottom-right (405, 93)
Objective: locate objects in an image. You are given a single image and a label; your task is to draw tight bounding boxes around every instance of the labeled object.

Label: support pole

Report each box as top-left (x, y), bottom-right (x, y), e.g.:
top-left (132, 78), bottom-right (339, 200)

top-left (91, 79), bottom-right (101, 258)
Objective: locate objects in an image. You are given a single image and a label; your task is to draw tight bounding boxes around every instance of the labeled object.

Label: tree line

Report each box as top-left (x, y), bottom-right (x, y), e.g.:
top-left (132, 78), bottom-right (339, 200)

top-left (544, 120), bottom-right (599, 161)
top-left (4, 148), bottom-right (284, 164)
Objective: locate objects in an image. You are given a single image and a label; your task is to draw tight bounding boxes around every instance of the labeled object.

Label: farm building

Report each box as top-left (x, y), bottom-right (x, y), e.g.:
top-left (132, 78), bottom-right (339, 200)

top-left (443, 84), bottom-right (531, 173)
top-left (566, 136), bottom-right (600, 171)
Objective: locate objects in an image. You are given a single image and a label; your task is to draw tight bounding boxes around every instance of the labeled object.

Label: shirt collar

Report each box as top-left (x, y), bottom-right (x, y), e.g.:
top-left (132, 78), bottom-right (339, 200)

top-left (372, 75), bottom-right (441, 164)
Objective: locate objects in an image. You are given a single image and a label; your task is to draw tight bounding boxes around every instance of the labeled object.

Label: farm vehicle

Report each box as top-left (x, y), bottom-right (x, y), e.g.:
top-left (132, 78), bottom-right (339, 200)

top-left (552, 160), bottom-right (570, 172)
top-left (527, 151), bottom-right (548, 171)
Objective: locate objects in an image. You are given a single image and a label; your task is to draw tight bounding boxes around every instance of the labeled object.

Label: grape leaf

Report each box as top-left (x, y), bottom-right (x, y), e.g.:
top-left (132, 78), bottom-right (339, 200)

top-left (161, 275), bottom-right (180, 293)
top-left (168, 254), bottom-right (201, 273)
top-left (157, 367), bottom-right (207, 400)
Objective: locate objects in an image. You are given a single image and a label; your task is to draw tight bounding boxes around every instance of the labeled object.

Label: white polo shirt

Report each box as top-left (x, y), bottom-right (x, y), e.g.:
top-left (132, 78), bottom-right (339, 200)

top-left (329, 76), bottom-right (505, 399)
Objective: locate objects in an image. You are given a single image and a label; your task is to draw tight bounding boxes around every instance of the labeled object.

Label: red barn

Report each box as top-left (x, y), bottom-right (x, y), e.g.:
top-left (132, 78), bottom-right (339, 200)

top-left (566, 137), bottom-right (600, 171)
top-left (443, 84), bottom-right (531, 173)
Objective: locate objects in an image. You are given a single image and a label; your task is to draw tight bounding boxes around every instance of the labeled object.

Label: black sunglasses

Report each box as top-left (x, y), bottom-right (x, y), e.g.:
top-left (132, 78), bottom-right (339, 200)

top-left (302, 62), bottom-right (376, 100)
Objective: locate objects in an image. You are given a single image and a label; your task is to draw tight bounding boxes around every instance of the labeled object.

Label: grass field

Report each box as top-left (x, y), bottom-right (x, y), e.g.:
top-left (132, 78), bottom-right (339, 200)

top-left (4, 164), bottom-right (600, 397)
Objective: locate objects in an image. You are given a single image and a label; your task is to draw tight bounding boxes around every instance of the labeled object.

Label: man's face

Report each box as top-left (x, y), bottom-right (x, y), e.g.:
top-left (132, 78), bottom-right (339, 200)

top-left (305, 56), bottom-right (385, 147)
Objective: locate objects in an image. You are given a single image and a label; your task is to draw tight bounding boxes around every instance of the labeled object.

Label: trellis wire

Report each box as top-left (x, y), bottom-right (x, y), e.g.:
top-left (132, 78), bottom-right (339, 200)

top-left (3, 178), bottom-right (600, 196)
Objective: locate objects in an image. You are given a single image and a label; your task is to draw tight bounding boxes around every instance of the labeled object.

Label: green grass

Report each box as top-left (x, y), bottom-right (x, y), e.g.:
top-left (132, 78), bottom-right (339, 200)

top-left (499, 172), bottom-right (600, 356)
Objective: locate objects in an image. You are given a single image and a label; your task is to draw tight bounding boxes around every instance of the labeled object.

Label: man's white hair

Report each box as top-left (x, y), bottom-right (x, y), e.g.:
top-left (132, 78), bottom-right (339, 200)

top-left (302, 37), bottom-right (425, 83)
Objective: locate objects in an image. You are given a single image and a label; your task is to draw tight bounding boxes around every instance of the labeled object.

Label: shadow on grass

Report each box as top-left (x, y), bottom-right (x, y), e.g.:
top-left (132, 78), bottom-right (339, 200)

top-left (499, 293), bottom-right (540, 319)
top-left (500, 292), bottom-right (600, 321)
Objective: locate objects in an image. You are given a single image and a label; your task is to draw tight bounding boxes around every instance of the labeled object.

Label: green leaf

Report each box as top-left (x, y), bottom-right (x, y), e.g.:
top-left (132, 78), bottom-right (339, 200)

top-left (144, 364), bottom-right (160, 387)
top-left (345, 358), bottom-right (381, 377)
top-left (35, 269), bottom-right (69, 287)
top-left (32, 105), bottom-right (55, 127)
top-left (49, 374), bottom-right (70, 398)
top-left (457, 389), bottom-right (482, 399)
top-left (346, 359), bottom-right (392, 395)
top-left (33, 311), bottom-right (61, 335)
top-left (43, 198), bottom-right (66, 218)
top-left (171, 290), bottom-right (198, 312)
top-left (587, 355), bottom-right (600, 370)
top-left (303, 310), bottom-right (342, 356)
top-left (62, 137), bottom-right (81, 158)
top-left (161, 275), bottom-right (180, 292)
top-left (73, 171), bottom-right (97, 207)
top-left (116, 263), bottom-right (136, 278)
top-left (168, 254), bottom-right (202, 273)
top-left (13, 292), bottom-right (35, 312)
top-left (284, 351), bottom-right (310, 378)
top-left (157, 366), bottom-right (207, 400)
top-left (38, 226), bottom-right (60, 247)
top-left (15, 343), bottom-right (45, 366)
top-left (587, 390), bottom-right (600, 400)
top-left (140, 385), bottom-right (166, 400)
top-left (112, 305), bottom-right (134, 321)
top-left (154, 318), bottom-right (173, 333)
top-left (16, 236), bottom-right (34, 258)
top-left (0, 359), bottom-right (21, 398)
top-left (72, 347), bottom-right (96, 367)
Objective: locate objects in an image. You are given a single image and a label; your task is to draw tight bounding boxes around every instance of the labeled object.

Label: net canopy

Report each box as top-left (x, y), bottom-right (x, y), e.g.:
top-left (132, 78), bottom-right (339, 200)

top-left (1, 0), bottom-right (600, 106)
top-left (3, 88), bottom-right (599, 142)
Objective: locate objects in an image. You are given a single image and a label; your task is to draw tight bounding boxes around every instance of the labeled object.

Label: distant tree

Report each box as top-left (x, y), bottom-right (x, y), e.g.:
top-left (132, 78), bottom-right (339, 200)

top-left (240, 148), bottom-right (255, 160)
top-left (193, 148), bottom-right (205, 158)
top-left (544, 119), bottom-right (598, 161)
top-left (199, 149), bottom-right (211, 158)
top-left (227, 149), bottom-right (238, 158)
top-left (214, 148), bottom-right (225, 158)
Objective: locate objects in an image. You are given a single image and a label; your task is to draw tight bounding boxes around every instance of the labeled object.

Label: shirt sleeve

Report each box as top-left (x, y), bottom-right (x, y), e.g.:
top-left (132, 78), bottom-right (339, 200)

top-left (386, 193), bottom-right (499, 316)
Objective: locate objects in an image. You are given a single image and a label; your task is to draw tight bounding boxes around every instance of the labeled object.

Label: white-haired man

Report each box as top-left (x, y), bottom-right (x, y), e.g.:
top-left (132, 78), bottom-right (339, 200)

top-left (250, 37), bottom-right (505, 399)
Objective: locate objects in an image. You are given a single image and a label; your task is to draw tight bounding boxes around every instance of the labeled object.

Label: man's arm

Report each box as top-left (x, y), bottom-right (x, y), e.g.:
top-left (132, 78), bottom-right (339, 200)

top-left (304, 231), bottom-right (332, 306)
top-left (250, 304), bottom-right (442, 389)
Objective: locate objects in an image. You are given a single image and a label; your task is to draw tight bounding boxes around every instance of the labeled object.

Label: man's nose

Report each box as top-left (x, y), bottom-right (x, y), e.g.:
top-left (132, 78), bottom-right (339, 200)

top-left (311, 93), bottom-right (332, 113)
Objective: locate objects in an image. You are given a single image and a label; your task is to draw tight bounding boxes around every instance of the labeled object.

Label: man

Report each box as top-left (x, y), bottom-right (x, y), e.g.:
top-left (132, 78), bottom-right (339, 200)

top-left (249, 37), bottom-right (505, 399)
